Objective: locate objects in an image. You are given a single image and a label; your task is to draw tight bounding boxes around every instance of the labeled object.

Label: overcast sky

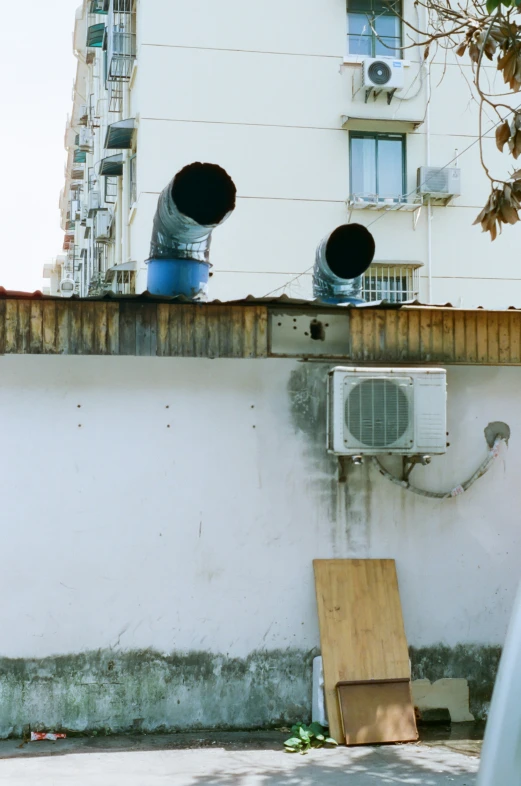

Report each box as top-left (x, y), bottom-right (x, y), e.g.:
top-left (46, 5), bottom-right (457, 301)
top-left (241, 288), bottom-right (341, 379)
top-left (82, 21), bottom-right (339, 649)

top-left (0, 0), bottom-right (78, 292)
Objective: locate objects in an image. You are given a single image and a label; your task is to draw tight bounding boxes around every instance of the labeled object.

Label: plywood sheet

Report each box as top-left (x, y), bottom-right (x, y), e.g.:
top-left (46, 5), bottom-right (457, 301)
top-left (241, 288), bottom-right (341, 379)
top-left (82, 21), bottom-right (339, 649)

top-left (337, 679), bottom-right (418, 745)
top-left (313, 559), bottom-right (411, 744)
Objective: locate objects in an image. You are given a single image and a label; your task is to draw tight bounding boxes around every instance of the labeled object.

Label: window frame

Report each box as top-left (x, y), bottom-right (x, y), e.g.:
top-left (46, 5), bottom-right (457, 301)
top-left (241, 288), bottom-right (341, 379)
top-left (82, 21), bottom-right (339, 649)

top-left (361, 262), bottom-right (421, 303)
top-left (349, 131), bottom-right (406, 202)
top-left (346, 0), bottom-right (403, 59)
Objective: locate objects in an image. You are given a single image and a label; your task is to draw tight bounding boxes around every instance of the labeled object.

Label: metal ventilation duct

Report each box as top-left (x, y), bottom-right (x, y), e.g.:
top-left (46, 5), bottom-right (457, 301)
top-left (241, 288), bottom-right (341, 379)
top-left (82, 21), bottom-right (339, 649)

top-left (147, 162), bottom-right (236, 300)
top-left (313, 224), bottom-right (375, 304)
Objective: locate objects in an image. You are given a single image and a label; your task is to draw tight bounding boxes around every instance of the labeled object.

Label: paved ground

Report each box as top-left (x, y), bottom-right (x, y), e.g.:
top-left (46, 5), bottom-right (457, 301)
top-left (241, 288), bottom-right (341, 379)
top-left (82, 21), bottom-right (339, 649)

top-left (0, 732), bottom-right (480, 785)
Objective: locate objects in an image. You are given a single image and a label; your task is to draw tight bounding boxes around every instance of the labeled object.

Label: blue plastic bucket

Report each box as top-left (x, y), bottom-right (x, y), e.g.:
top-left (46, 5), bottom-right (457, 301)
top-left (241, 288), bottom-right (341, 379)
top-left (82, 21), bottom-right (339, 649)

top-left (147, 258), bottom-right (211, 299)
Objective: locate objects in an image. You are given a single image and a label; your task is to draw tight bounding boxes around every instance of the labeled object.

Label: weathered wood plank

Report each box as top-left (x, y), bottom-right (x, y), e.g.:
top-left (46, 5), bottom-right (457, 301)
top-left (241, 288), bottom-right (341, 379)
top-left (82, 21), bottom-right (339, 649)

top-left (454, 311), bottom-right (466, 363)
top-left (407, 310), bottom-right (420, 362)
top-left (157, 304), bottom-right (170, 357)
top-left (82, 302), bottom-right (96, 355)
top-left (18, 301), bottom-right (31, 354)
top-left (510, 312), bottom-right (521, 364)
top-left (94, 302), bottom-right (108, 355)
top-left (499, 313), bottom-right (511, 364)
top-left (180, 304), bottom-right (196, 357)
top-left (193, 305), bottom-right (208, 358)
top-left (465, 312), bottom-right (477, 364)
top-left (0, 300), bottom-right (6, 355)
top-left (397, 311), bottom-right (409, 361)
top-left (350, 309), bottom-right (364, 362)
top-left (442, 310), bottom-right (455, 362)
top-left (69, 300), bottom-right (82, 354)
top-left (476, 312), bottom-right (488, 363)
top-left (374, 310), bottom-right (386, 362)
top-left (383, 310), bottom-right (399, 361)
top-left (430, 310), bottom-right (444, 361)
top-left (106, 302), bottom-right (120, 354)
top-left (43, 301), bottom-right (57, 353)
top-left (5, 301), bottom-right (18, 354)
top-left (419, 309), bottom-right (432, 363)
top-left (119, 303), bottom-right (137, 355)
top-left (253, 307), bottom-right (268, 358)
top-left (487, 312), bottom-right (499, 364)
top-left (136, 304), bottom-right (158, 357)
top-left (30, 301), bottom-right (44, 354)
top-left (56, 300), bottom-right (70, 354)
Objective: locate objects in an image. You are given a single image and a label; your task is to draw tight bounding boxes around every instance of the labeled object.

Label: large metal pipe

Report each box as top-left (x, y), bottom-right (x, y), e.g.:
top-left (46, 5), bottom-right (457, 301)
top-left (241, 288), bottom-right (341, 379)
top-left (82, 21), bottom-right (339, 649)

top-left (313, 224), bottom-right (375, 304)
top-left (147, 162), bottom-right (237, 300)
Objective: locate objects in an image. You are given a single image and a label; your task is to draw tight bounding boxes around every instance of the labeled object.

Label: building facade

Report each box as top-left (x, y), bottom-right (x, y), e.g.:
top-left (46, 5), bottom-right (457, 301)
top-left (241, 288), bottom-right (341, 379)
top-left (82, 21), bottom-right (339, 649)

top-left (46, 0), bottom-right (521, 306)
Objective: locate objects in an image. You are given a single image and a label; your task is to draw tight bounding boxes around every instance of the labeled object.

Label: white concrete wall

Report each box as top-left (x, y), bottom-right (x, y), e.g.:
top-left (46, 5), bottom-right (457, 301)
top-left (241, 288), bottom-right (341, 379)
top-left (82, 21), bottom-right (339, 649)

top-left (63, 0), bottom-right (521, 306)
top-left (0, 355), bottom-right (519, 660)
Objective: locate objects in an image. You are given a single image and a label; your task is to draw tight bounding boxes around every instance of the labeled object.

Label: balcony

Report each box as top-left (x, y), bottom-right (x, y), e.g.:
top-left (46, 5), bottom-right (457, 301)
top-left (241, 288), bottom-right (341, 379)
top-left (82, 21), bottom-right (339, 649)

top-left (107, 29), bottom-right (136, 81)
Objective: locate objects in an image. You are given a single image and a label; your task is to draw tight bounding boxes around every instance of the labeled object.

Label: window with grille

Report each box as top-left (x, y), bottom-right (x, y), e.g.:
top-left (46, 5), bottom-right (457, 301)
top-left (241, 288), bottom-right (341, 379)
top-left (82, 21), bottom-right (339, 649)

top-left (362, 263), bottom-right (420, 303)
top-left (347, 0), bottom-right (402, 58)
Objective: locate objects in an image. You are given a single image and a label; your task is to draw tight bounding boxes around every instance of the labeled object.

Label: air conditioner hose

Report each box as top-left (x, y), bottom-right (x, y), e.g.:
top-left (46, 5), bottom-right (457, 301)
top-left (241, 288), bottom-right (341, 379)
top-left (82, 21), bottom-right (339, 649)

top-left (371, 436), bottom-right (505, 500)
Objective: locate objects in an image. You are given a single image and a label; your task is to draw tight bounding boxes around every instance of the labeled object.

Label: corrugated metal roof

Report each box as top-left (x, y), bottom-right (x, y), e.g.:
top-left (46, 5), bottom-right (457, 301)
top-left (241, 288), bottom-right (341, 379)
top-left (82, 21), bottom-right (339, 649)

top-left (2, 287), bottom-right (520, 311)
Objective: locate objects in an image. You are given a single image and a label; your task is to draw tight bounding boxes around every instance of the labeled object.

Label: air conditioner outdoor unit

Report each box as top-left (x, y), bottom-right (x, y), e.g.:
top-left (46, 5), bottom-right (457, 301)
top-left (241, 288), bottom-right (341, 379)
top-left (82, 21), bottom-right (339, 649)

top-left (327, 367), bottom-right (447, 456)
top-left (88, 190), bottom-right (101, 216)
top-left (362, 57), bottom-right (405, 90)
top-left (79, 104), bottom-right (89, 125)
top-left (418, 166), bottom-right (461, 199)
top-left (79, 127), bottom-right (93, 152)
top-left (95, 210), bottom-right (112, 241)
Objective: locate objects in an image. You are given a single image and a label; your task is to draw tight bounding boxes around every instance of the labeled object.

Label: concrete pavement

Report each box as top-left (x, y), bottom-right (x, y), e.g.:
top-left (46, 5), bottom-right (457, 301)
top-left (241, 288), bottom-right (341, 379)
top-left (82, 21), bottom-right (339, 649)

top-left (0, 740), bottom-right (479, 785)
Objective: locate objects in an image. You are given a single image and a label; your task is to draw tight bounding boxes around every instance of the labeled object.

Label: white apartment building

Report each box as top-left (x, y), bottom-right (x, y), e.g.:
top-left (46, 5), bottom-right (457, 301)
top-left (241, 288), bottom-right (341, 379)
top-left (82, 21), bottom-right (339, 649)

top-left (46, 0), bottom-right (521, 307)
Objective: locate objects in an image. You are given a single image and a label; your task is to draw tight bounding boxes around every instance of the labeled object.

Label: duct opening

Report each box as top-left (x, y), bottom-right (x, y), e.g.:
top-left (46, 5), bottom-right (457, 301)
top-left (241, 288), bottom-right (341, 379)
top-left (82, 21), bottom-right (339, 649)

top-left (325, 224), bottom-right (375, 280)
top-left (172, 163), bottom-right (237, 226)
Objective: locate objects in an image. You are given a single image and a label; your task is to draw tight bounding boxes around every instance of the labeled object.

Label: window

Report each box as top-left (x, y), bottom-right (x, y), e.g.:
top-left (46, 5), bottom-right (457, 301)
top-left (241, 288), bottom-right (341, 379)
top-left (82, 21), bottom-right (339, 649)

top-left (362, 263), bottom-right (420, 302)
top-left (129, 155), bottom-right (137, 207)
top-left (350, 132), bottom-right (405, 202)
top-left (347, 0), bottom-right (402, 58)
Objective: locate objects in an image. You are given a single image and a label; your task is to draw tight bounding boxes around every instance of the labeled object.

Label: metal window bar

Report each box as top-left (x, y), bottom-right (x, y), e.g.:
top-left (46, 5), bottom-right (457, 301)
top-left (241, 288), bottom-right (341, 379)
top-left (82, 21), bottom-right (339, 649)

top-left (108, 82), bottom-right (123, 113)
top-left (107, 0), bottom-right (136, 82)
top-left (105, 176), bottom-right (118, 204)
top-left (361, 265), bottom-right (419, 303)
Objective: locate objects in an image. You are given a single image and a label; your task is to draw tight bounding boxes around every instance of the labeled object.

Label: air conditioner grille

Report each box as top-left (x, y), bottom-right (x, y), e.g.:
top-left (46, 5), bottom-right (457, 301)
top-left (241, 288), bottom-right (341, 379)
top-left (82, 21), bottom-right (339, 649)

top-left (367, 60), bottom-right (392, 86)
top-left (345, 378), bottom-right (410, 447)
top-left (423, 168), bottom-right (448, 193)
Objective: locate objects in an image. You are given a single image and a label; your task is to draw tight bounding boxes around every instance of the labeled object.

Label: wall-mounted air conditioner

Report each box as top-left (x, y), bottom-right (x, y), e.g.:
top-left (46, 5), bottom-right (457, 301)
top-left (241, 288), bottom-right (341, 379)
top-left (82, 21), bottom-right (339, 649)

top-left (327, 367), bottom-right (447, 456)
top-left (417, 167), bottom-right (461, 200)
top-left (362, 57), bottom-right (405, 91)
top-left (88, 190), bottom-right (101, 216)
top-left (78, 104), bottom-right (89, 125)
top-left (95, 210), bottom-right (112, 241)
top-left (79, 127), bottom-right (93, 152)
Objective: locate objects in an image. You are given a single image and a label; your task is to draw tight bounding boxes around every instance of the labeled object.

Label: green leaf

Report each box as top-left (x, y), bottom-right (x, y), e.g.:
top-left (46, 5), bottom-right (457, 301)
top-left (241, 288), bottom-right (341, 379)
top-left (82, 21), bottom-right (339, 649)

top-left (315, 734), bottom-right (325, 741)
top-left (285, 747), bottom-right (298, 753)
top-left (299, 727), bottom-right (310, 741)
top-left (308, 722), bottom-right (325, 737)
top-left (486, 0), bottom-right (500, 11)
top-left (325, 737), bottom-right (338, 746)
top-left (284, 737), bottom-right (301, 748)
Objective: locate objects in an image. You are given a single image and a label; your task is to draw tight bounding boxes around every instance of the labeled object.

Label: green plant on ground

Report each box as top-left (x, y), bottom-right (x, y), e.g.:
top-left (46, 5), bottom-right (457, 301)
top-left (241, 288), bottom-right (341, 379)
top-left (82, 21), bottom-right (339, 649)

top-left (284, 722), bottom-right (338, 754)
